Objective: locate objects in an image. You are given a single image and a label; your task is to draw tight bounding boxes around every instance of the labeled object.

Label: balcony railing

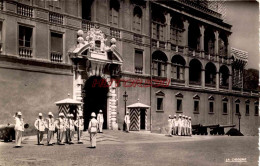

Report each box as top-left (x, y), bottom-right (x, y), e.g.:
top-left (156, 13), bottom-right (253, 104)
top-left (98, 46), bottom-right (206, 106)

top-left (51, 51), bottom-right (63, 62)
top-left (110, 28), bottom-right (120, 39)
top-left (135, 67), bottom-right (143, 74)
top-left (133, 34), bottom-right (142, 44)
top-left (82, 19), bottom-right (94, 31)
top-left (49, 12), bottom-right (63, 25)
top-left (152, 39), bottom-right (157, 47)
top-left (17, 3), bottom-right (33, 18)
top-left (19, 46), bottom-right (32, 58)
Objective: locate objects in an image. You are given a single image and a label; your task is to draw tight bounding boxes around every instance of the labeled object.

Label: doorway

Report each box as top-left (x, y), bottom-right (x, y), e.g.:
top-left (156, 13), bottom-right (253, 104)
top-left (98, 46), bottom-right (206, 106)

top-left (83, 76), bottom-right (109, 130)
top-left (140, 109), bottom-right (146, 130)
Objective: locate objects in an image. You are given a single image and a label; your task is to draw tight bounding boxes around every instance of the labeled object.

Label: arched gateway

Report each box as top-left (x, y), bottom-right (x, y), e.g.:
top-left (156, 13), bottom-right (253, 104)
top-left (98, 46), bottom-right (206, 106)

top-left (69, 27), bottom-right (123, 130)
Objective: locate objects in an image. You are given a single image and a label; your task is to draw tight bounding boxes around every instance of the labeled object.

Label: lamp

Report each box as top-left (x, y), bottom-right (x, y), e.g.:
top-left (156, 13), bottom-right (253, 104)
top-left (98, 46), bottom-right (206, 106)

top-left (123, 91), bottom-right (128, 115)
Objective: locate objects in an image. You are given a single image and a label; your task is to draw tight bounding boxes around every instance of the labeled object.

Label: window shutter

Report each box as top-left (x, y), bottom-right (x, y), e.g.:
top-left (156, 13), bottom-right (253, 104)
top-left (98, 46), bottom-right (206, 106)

top-left (172, 65), bottom-right (177, 79)
top-left (135, 50), bottom-right (143, 69)
top-left (180, 67), bottom-right (184, 80)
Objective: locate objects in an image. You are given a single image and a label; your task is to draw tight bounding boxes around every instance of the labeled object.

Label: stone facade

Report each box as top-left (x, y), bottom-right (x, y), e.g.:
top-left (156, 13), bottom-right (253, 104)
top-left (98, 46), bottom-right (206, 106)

top-left (0, 0), bottom-right (258, 135)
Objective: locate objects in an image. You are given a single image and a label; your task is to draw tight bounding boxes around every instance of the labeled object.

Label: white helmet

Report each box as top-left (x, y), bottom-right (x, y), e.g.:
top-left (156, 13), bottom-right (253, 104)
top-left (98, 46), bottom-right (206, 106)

top-left (39, 113), bottom-right (43, 117)
top-left (91, 112), bottom-right (96, 117)
top-left (17, 112), bottom-right (22, 116)
top-left (99, 110), bottom-right (102, 113)
top-left (169, 115), bottom-right (171, 118)
top-left (48, 112), bottom-right (53, 116)
top-left (59, 113), bottom-right (64, 117)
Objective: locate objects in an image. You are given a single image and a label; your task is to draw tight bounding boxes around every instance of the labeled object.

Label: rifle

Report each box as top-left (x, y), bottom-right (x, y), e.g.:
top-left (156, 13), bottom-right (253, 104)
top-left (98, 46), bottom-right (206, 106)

top-left (37, 119), bottom-right (40, 145)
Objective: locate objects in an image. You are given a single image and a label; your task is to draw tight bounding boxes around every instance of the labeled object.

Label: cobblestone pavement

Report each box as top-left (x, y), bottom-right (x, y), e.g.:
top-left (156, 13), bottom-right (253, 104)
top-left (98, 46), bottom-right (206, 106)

top-left (0, 130), bottom-right (258, 166)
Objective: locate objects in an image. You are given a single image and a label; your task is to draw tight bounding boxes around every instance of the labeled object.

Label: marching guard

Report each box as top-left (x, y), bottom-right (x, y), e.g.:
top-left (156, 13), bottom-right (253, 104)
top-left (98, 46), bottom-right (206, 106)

top-left (177, 114), bottom-right (182, 136)
top-left (34, 113), bottom-right (45, 145)
top-left (173, 115), bottom-right (177, 135)
top-left (56, 113), bottom-right (66, 145)
top-left (97, 110), bottom-right (104, 133)
top-left (14, 112), bottom-right (24, 148)
top-left (74, 111), bottom-right (84, 144)
top-left (189, 117), bottom-right (192, 136)
top-left (88, 112), bottom-right (98, 148)
top-left (167, 115), bottom-right (173, 136)
top-left (66, 114), bottom-right (75, 144)
top-left (45, 112), bottom-right (55, 145)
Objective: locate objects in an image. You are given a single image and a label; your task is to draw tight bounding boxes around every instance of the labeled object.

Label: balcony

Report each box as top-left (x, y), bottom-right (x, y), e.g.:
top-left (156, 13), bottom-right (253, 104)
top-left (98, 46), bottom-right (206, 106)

top-left (133, 34), bottom-right (142, 44)
top-left (110, 28), bottom-right (120, 39)
top-left (51, 51), bottom-right (63, 62)
top-left (17, 3), bottom-right (33, 18)
top-left (82, 19), bottom-right (94, 31)
top-left (135, 67), bottom-right (143, 74)
top-left (49, 12), bottom-right (63, 25)
top-left (19, 46), bottom-right (32, 58)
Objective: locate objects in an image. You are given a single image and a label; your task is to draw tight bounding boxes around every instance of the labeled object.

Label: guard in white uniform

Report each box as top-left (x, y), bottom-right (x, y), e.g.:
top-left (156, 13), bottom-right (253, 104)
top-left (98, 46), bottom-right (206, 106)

top-left (97, 110), bottom-right (104, 133)
top-left (56, 113), bottom-right (66, 145)
top-left (66, 114), bottom-right (75, 144)
top-left (177, 114), bottom-right (182, 136)
top-left (167, 115), bottom-right (173, 136)
top-left (74, 111), bottom-right (84, 144)
top-left (185, 116), bottom-right (189, 136)
top-left (172, 115), bottom-right (177, 135)
top-left (124, 112), bottom-right (130, 132)
top-left (14, 112), bottom-right (24, 148)
top-left (88, 112), bottom-right (98, 148)
top-left (34, 113), bottom-right (45, 145)
top-left (183, 116), bottom-right (187, 136)
top-left (181, 115), bottom-right (185, 136)
top-left (189, 117), bottom-right (192, 136)
top-left (45, 112), bottom-right (55, 145)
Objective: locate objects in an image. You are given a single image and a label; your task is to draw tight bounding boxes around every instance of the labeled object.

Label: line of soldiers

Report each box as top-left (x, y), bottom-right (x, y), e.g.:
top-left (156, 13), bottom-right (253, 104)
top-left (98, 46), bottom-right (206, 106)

top-left (167, 114), bottom-right (192, 136)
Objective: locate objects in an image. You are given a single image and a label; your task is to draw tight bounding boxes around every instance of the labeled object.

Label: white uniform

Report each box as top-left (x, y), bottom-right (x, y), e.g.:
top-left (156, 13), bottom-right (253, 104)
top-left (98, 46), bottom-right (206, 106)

top-left (34, 118), bottom-right (45, 144)
top-left (88, 118), bottom-right (98, 147)
top-left (189, 119), bottom-right (192, 136)
top-left (97, 113), bottom-right (104, 133)
top-left (66, 118), bottom-right (75, 143)
top-left (177, 118), bottom-right (182, 136)
top-left (173, 118), bottom-right (178, 135)
top-left (15, 117), bottom-right (24, 147)
top-left (74, 118), bottom-right (84, 143)
top-left (45, 117), bottom-right (55, 144)
top-left (55, 118), bottom-right (66, 144)
top-left (124, 114), bottom-right (130, 132)
top-left (167, 118), bottom-right (173, 136)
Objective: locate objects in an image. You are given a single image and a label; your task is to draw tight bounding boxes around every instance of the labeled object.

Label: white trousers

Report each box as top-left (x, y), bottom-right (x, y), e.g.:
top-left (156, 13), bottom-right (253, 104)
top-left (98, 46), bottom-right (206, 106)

top-left (15, 130), bottom-right (23, 146)
top-left (47, 130), bottom-right (54, 144)
top-left (90, 132), bottom-right (96, 147)
top-left (98, 122), bottom-right (103, 132)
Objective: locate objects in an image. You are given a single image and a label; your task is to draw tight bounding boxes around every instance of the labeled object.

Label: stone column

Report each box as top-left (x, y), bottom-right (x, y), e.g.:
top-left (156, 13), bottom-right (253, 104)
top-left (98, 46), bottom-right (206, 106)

top-left (201, 69), bottom-right (205, 88)
top-left (165, 13), bottom-right (172, 50)
top-left (185, 66), bottom-right (189, 87)
top-left (216, 72), bottom-right (219, 90)
top-left (109, 80), bottom-right (118, 130)
top-left (183, 20), bottom-right (189, 53)
top-left (199, 25), bottom-right (205, 51)
top-left (227, 34), bottom-right (231, 57)
top-left (214, 30), bottom-right (219, 55)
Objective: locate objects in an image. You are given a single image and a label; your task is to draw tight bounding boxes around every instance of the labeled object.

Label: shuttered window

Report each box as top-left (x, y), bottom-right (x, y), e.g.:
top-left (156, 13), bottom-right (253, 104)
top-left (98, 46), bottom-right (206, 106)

top-left (51, 32), bottom-right (62, 52)
top-left (135, 49), bottom-right (143, 74)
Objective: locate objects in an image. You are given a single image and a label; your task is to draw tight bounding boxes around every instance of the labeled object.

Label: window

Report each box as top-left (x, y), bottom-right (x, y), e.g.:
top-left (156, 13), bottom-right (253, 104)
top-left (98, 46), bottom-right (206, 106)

top-left (246, 104), bottom-right (249, 115)
top-left (82, 0), bottom-right (94, 20)
top-left (109, 0), bottom-right (120, 27)
top-left (19, 25), bottom-right (32, 48)
top-left (223, 102), bottom-right (227, 114)
top-left (135, 49), bottom-right (143, 74)
top-left (133, 6), bottom-right (142, 33)
top-left (157, 98), bottom-right (163, 111)
top-left (177, 99), bottom-right (182, 112)
top-left (235, 104), bottom-right (239, 114)
top-left (194, 100), bottom-right (199, 113)
top-left (151, 10), bottom-right (165, 41)
top-left (51, 32), bottom-right (62, 53)
top-left (50, 32), bottom-right (63, 62)
top-left (152, 51), bottom-right (168, 77)
top-left (255, 105), bottom-right (259, 116)
top-left (209, 102), bottom-right (214, 113)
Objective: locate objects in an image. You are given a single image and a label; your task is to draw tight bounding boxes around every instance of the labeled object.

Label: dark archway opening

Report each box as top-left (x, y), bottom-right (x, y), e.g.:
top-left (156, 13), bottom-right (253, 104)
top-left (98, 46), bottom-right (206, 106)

top-left (83, 76), bottom-right (109, 130)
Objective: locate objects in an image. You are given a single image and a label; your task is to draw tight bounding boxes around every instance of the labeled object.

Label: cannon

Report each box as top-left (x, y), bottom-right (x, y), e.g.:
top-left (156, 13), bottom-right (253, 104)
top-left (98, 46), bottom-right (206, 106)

top-left (209, 124), bottom-right (236, 135)
top-left (0, 123), bottom-right (29, 142)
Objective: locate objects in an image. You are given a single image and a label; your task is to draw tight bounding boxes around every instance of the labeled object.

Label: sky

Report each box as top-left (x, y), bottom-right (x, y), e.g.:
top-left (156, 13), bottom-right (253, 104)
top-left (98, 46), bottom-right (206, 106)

top-left (224, 0), bottom-right (259, 70)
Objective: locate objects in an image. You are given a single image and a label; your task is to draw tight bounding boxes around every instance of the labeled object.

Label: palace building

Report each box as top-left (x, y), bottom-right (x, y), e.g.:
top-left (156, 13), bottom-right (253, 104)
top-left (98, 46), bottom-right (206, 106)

top-left (0, 0), bottom-right (259, 135)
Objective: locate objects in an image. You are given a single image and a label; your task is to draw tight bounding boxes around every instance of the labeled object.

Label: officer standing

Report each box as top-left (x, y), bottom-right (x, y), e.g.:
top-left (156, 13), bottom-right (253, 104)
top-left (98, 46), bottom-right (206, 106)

top-left (97, 110), bottom-right (104, 133)
top-left (74, 112), bottom-right (84, 144)
top-left (88, 112), bottom-right (98, 148)
top-left (34, 113), bottom-right (45, 145)
top-left (177, 114), bottom-right (182, 136)
top-left (189, 117), bottom-right (192, 136)
top-left (14, 112), bottom-right (24, 148)
top-left (167, 115), bottom-right (172, 136)
top-left (45, 112), bottom-right (55, 146)
top-left (69, 114), bottom-right (75, 144)
top-left (124, 112), bottom-right (130, 132)
top-left (56, 113), bottom-right (66, 145)
top-left (172, 115), bottom-right (177, 135)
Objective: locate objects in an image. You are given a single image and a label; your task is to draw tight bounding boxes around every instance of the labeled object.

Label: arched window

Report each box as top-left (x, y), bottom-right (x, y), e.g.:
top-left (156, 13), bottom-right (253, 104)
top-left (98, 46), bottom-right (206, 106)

top-left (188, 22), bottom-right (200, 50)
top-left (205, 62), bottom-right (216, 86)
top-left (189, 59), bottom-right (202, 84)
top-left (204, 28), bottom-right (215, 55)
top-left (152, 51), bottom-right (168, 77)
top-left (170, 15), bottom-right (184, 45)
top-left (171, 55), bottom-right (186, 81)
top-left (133, 6), bottom-right (142, 33)
top-left (152, 9), bottom-right (166, 40)
top-left (110, 0), bottom-right (120, 27)
top-left (219, 32), bottom-right (228, 57)
top-left (219, 65), bottom-right (229, 87)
